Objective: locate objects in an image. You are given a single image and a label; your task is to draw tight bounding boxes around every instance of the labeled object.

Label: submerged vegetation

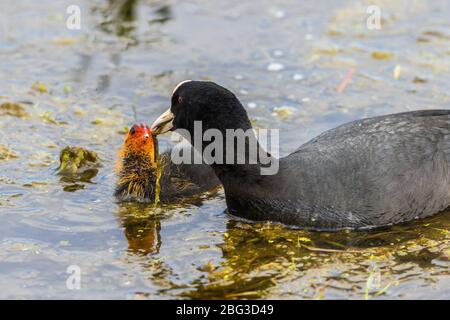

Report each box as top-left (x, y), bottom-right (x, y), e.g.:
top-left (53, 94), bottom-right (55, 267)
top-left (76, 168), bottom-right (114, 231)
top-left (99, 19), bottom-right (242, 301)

top-left (117, 203), bottom-right (449, 299)
top-left (0, 102), bottom-right (28, 118)
top-left (58, 146), bottom-right (100, 175)
top-left (57, 146), bottom-right (101, 191)
top-left (0, 145), bottom-right (19, 161)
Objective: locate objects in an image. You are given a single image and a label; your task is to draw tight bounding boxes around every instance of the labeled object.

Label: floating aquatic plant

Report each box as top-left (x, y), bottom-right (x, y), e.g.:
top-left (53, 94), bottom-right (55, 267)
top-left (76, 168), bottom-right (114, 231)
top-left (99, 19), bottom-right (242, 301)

top-left (0, 102), bottom-right (28, 118)
top-left (31, 81), bottom-right (49, 93)
top-left (58, 146), bottom-right (100, 175)
top-left (0, 145), bottom-right (18, 161)
top-left (371, 51), bottom-right (393, 60)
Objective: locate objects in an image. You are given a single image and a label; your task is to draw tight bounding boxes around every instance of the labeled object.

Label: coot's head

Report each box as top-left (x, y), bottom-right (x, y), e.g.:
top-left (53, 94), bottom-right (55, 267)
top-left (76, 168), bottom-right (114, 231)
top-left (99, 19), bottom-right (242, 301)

top-left (151, 80), bottom-right (252, 139)
top-left (121, 124), bottom-right (156, 161)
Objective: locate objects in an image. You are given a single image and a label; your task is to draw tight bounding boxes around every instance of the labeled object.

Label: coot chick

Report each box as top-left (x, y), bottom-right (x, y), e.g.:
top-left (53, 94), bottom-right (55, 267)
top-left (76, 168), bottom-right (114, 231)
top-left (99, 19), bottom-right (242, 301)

top-left (115, 123), bottom-right (219, 203)
top-left (151, 80), bottom-right (450, 231)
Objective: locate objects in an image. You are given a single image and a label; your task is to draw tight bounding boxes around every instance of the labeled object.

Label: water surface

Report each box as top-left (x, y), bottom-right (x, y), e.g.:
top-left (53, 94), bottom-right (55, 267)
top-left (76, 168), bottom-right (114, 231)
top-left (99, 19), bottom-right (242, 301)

top-left (0, 0), bottom-right (449, 299)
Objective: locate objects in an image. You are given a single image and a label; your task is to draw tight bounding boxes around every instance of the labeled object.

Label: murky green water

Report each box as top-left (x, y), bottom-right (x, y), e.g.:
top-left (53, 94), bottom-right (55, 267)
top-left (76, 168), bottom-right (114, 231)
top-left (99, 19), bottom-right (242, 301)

top-left (1, 0), bottom-right (449, 299)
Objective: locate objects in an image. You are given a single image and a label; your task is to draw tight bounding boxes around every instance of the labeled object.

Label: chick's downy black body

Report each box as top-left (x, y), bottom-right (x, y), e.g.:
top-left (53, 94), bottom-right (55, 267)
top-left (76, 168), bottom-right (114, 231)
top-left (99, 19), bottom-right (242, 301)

top-left (115, 150), bottom-right (219, 203)
top-left (152, 81), bottom-right (450, 231)
top-left (157, 151), bottom-right (220, 202)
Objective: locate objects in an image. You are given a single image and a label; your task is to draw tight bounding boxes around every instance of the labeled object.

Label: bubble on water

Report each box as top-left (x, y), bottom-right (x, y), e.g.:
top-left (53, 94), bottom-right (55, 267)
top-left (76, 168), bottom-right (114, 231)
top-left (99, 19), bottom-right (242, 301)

top-left (234, 74), bottom-right (244, 80)
top-left (272, 49), bottom-right (284, 57)
top-left (269, 8), bottom-right (285, 19)
top-left (239, 89), bottom-right (249, 95)
top-left (293, 73), bottom-right (304, 81)
top-left (304, 34), bottom-right (313, 40)
top-left (267, 62), bottom-right (284, 72)
top-left (247, 102), bottom-right (257, 109)
top-left (301, 97), bottom-right (310, 102)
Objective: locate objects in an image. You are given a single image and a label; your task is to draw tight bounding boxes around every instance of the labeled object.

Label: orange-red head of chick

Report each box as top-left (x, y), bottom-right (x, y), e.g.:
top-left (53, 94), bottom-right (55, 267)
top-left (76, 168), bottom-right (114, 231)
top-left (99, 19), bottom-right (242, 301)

top-left (121, 124), bottom-right (156, 161)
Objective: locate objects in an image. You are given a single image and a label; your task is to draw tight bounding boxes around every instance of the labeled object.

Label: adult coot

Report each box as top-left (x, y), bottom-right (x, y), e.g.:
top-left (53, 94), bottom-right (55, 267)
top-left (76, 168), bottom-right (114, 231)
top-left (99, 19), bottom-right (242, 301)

top-left (151, 80), bottom-right (450, 230)
top-left (115, 123), bottom-right (219, 203)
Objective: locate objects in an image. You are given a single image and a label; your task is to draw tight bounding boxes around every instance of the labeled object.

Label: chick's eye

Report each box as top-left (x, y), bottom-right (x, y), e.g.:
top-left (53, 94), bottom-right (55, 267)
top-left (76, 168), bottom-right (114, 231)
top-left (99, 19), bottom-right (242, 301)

top-left (130, 127), bottom-right (136, 135)
top-left (178, 96), bottom-right (183, 104)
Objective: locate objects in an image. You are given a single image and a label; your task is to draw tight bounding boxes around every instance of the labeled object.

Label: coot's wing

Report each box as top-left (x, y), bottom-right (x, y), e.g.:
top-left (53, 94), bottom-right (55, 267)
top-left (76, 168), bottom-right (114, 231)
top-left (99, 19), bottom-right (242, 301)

top-left (284, 110), bottom-right (450, 225)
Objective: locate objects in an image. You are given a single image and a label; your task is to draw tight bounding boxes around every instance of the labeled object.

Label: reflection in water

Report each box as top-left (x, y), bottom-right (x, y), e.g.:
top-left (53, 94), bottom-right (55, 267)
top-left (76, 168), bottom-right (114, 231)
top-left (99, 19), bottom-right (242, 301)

top-left (72, 1), bottom-right (172, 91)
top-left (115, 200), bottom-right (449, 299)
top-left (59, 168), bottom-right (99, 192)
top-left (123, 216), bottom-right (161, 255)
top-left (96, 0), bottom-right (172, 39)
top-left (116, 188), bottom-right (221, 256)
top-left (116, 203), bottom-right (162, 255)
top-left (151, 5), bottom-right (172, 25)
top-left (98, 0), bottom-right (138, 38)
top-left (72, 53), bottom-right (119, 92)
top-left (116, 203), bottom-right (185, 298)
top-left (72, 54), bottom-right (92, 84)
top-left (181, 211), bottom-right (450, 299)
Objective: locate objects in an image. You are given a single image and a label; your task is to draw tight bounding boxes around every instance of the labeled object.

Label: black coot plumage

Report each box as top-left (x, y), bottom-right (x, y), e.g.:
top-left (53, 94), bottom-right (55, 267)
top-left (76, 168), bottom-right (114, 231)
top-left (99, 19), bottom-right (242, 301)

top-left (151, 81), bottom-right (450, 231)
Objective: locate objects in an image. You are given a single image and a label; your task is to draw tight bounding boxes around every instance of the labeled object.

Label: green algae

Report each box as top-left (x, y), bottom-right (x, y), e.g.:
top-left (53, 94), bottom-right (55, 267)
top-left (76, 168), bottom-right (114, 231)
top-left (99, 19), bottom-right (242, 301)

top-left (371, 51), bottom-right (394, 60)
top-left (0, 102), bottom-right (28, 118)
top-left (0, 145), bottom-right (18, 161)
top-left (58, 146), bottom-right (100, 174)
top-left (57, 146), bottom-right (101, 191)
top-left (31, 82), bottom-right (49, 94)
